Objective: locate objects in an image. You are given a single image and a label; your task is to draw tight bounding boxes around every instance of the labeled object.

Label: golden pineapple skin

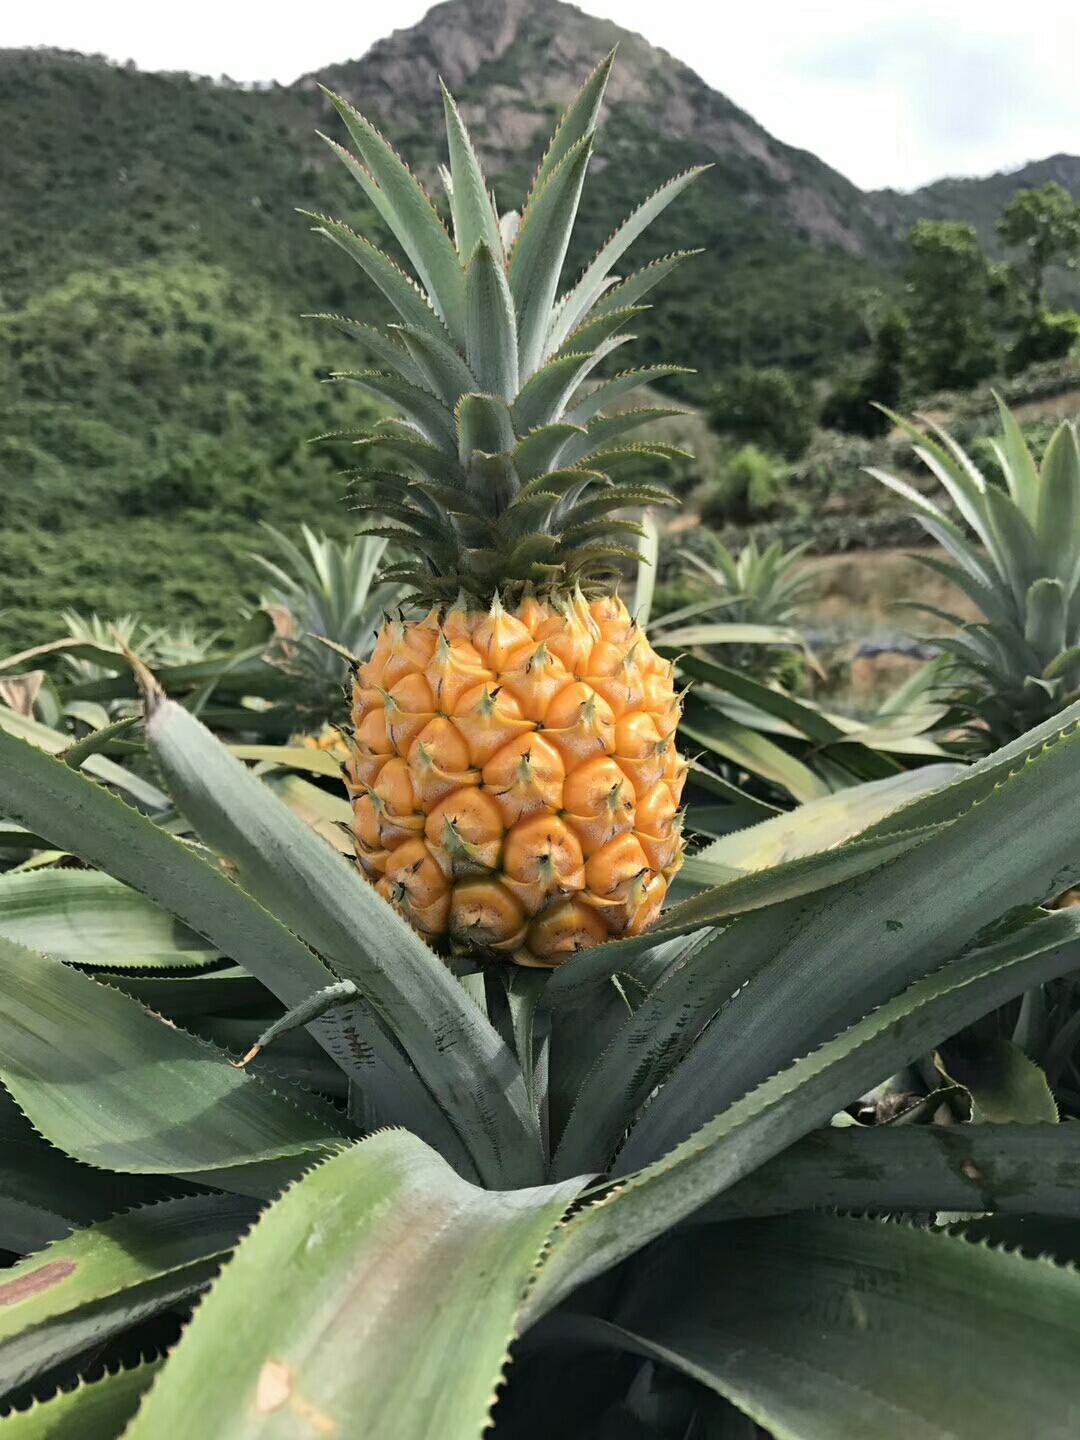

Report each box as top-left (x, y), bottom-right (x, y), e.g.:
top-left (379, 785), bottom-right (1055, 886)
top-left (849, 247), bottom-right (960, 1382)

top-left (346, 592), bottom-right (686, 966)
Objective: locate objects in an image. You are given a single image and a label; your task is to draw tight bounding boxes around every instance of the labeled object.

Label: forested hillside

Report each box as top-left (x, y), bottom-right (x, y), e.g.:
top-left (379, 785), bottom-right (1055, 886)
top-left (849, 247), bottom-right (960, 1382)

top-left (2, 0), bottom-right (1078, 646)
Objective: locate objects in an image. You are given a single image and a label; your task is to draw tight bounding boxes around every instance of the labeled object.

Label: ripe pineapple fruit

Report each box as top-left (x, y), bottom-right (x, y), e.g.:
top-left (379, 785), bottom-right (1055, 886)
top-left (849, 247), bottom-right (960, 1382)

top-left (308, 55), bottom-right (704, 964)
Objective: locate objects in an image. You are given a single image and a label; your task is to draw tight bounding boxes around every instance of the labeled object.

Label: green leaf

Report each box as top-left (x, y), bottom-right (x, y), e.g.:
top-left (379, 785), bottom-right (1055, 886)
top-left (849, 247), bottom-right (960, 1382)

top-left (625, 705), bottom-right (1080, 1165)
top-left (0, 1091), bottom-right (186, 1254)
top-left (0, 705), bottom-right (166, 813)
top-left (457, 392), bottom-right (517, 461)
top-left (330, 370), bottom-right (457, 452)
top-left (0, 1357), bottom-right (163, 1439)
top-left (632, 509), bottom-right (659, 629)
top-left (983, 480), bottom-right (1043, 607)
top-left (0, 870), bottom-right (220, 970)
top-left (994, 391), bottom-right (1041, 524)
top-left (0, 729), bottom-right (451, 1154)
top-left (0, 1196), bottom-right (256, 1396)
top-left (511, 423), bottom-right (587, 480)
top-left (679, 699), bottom-right (829, 804)
top-left (511, 345), bottom-right (620, 434)
top-left (0, 937), bottom-right (343, 1184)
top-left (551, 826), bottom-right (944, 1174)
top-left (464, 241), bottom-right (519, 398)
top-left (548, 823), bottom-right (941, 1016)
top-left (938, 1035), bottom-right (1059, 1123)
top-left (301, 212), bottom-right (446, 339)
top-left (303, 314), bottom-right (426, 386)
top-left (591, 250), bottom-right (701, 317)
top-left (683, 764), bottom-right (961, 883)
top-left (561, 407), bottom-right (687, 465)
top-left (226, 744), bottom-right (343, 778)
top-left (530, 49), bottom-right (613, 198)
top-left (524, 906), bottom-right (1080, 1323)
top-left (320, 91), bottom-right (466, 336)
top-left (691, 1122), bottom-right (1080, 1223)
top-left (602, 1214), bottom-right (1080, 1440)
top-left (393, 324), bottom-right (480, 409)
top-left (568, 365), bottom-right (693, 426)
top-left (440, 81), bottom-right (503, 263)
top-left (1036, 421), bottom-right (1080, 584)
top-left (125, 1132), bottom-right (585, 1440)
top-left (549, 168), bottom-right (709, 349)
top-left (511, 138), bottom-right (594, 377)
top-left (145, 695), bottom-right (543, 1188)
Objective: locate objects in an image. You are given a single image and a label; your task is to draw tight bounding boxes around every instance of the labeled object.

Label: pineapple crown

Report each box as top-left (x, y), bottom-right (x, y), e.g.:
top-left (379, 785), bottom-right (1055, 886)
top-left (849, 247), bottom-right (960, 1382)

top-left (302, 51), bottom-right (707, 606)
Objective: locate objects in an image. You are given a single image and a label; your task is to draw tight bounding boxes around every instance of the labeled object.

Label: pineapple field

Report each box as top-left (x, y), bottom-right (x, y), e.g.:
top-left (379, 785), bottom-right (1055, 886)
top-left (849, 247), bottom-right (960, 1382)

top-left (4, 14), bottom-right (1080, 1440)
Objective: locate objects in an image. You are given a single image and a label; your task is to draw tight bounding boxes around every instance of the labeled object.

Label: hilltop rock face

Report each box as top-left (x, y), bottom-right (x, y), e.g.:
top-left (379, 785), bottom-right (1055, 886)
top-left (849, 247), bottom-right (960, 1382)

top-left (302, 0), bottom-right (882, 258)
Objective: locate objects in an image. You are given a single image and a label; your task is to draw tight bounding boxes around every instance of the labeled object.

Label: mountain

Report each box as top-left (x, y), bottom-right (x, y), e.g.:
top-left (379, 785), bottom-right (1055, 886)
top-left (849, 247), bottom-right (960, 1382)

top-left (1, 0), bottom-right (1078, 648)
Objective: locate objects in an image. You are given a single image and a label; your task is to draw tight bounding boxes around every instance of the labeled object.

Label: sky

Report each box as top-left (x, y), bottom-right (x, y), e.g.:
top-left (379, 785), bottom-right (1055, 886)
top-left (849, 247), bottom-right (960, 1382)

top-left (5, 0), bottom-right (1079, 191)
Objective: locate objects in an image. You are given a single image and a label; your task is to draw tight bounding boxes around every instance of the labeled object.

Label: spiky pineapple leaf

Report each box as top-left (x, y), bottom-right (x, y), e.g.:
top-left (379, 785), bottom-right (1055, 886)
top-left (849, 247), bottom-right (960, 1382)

top-left (550, 826), bottom-right (945, 1174)
top-left (320, 90), bottom-right (466, 336)
top-left (0, 728), bottom-right (454, 1156)
top-left (0, 706), bottom-right (167, 813)
top-left (567, 364), bottom-right (694, 425)
top-left (529, 49), bottom-right (614, 198)
top-left (1036, 420), bottom-right (1080, 584)
top-left (392, 324), bottom-right (480, 408)
top-left (0, 1197), bottom-right (256, 1397)
top-left (679, 697), bottom-right (829, 804)
top-left (693, 1121), bottom-right (1080, 1223)
top-left (301, 212), bottom-right (446, 339)
top-left (598, 1214), bottom-right (1080, 1440)
top-left (682, 763), bottom-right (961, 883)
top-left (329, 370), bottom-right (457, 452)
top-left (124, 1132), bottom-right (585, 1440)
top-left (549, 167), bottom-right (710, 348)
top-left (0, 938), bottom-right (344, 1188)
top-left (525, 905), bottom-right (1080, 1323)
top-left (303, 314), bottom-right (426, 386)
top-left (0, 870), bottom-right (220, 970)
top-left (0, 1090), bottom-right (184, 1255)
top-left (511, 423), bottom-right (587, 479)
top-left (457, 393), bottom-right (517, 460)
top-left (510, 138), bottom-right (594, 377)
top-left (144, 694), bottom-right (544, 1189)
top-left (464, 241), bottom-right (519, 398)
top-left (591, 249), bottom-right (703, 317)
top-left (0, 1356), bottom-right (164, 1439)
top-left (439, 81), bottom-right (504, 264)
top-left (622, 701), bottom-right (1080, 1167)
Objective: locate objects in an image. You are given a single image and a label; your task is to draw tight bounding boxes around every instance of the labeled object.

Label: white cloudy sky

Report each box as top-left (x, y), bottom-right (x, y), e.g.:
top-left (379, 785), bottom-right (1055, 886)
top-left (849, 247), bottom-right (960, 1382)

top-left (5, 0), bottom-right (1079, 191)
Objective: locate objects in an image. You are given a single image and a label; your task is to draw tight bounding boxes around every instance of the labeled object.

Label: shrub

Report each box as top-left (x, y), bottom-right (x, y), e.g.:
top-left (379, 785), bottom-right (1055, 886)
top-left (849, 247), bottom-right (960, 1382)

top-left (699, 443), bottom-right (788, 525)
top-left (820, 308), bottom-right (907, 437)
top-left (706, 366), bottom-right (814, 459)
top-left (1005, 309), bottom-right (1080, 375)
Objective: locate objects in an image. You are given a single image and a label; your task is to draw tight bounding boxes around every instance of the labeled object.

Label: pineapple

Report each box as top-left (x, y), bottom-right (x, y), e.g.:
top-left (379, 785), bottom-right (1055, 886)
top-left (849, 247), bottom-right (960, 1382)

top-left (307, 56), bottom-right (705, 964)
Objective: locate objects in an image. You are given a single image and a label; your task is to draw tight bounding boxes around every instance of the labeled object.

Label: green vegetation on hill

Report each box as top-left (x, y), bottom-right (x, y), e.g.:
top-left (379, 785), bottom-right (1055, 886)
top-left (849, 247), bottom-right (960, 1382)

top-left (2, 3), bottom-right (1079, 648)
top-left (0, 259), bottom-right (377, 647)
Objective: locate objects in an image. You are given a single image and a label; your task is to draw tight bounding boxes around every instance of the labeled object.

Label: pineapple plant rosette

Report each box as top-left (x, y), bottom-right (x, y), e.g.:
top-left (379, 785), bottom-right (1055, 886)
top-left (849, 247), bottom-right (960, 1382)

top-left (871, 404), bottom-right (1080, 745)
top-left (4, 58), bottom-right (1080, 1440)
top-left (303, 54), bottom-right (702, 965)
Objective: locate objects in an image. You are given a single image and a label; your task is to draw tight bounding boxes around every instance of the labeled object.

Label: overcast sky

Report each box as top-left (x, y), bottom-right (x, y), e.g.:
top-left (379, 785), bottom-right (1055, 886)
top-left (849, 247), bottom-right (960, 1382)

top-left (5, 0), bottom-right (1079, 191)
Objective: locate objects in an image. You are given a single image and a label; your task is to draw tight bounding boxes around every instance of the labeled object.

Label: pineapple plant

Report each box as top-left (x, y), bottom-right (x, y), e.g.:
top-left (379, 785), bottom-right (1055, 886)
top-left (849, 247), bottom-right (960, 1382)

top-left (5, 59), bottom-right (1080, 1440)
top-left (305, 56), bottom-right (702, 964)
top-left (870, 404), bottom-right (1080, 745)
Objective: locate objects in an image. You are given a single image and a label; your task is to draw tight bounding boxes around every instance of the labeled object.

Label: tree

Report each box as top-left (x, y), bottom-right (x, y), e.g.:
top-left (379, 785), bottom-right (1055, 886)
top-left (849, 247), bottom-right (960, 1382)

top-left (706, 366), bottom-right (814, 459)
top-left (820, 305), bottom-right (908, 436)
top-left (997, 183), bottom-right (1080, 373)
top-left (997, 182), bottom-right (1080, 320)
top-left (903, 220), bottom-right (998, 392)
